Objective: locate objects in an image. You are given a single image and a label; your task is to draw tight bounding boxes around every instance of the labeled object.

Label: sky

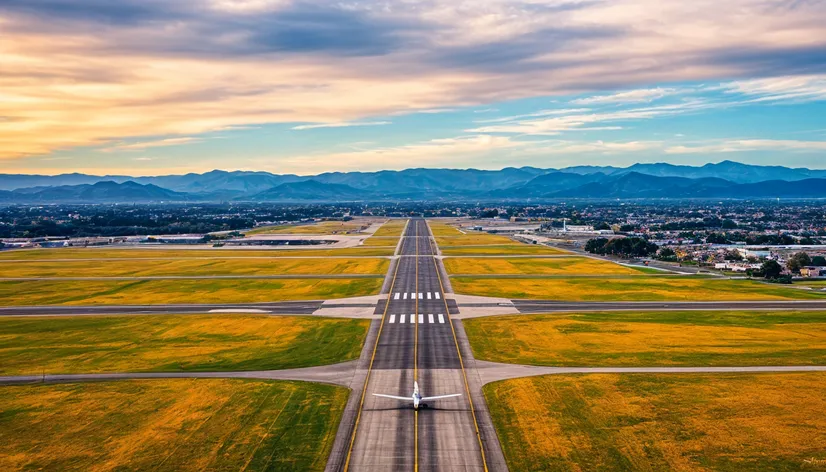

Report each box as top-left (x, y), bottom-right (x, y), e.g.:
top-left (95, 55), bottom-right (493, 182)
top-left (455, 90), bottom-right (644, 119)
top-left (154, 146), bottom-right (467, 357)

top-left (2, 0), bottom-right (826, 176)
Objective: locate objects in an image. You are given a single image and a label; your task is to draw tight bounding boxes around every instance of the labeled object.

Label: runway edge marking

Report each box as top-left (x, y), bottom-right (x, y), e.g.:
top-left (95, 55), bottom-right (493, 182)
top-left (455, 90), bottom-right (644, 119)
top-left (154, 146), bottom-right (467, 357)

top-left (427, 219), bottom-right (490, 472)
top-left (342, 218), bottom-right (408, 472)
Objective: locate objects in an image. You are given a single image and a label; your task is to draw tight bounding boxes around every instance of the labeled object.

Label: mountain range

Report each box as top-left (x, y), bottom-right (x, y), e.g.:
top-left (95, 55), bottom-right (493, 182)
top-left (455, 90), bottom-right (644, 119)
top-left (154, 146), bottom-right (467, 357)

top-left (1, 161), bottom-right (825, 202)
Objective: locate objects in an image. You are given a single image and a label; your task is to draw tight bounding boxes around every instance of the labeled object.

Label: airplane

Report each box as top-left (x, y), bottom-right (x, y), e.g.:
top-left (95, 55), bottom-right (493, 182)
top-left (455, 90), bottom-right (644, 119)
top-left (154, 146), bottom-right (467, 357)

top-left (373, 381), bottom-right (461, 410)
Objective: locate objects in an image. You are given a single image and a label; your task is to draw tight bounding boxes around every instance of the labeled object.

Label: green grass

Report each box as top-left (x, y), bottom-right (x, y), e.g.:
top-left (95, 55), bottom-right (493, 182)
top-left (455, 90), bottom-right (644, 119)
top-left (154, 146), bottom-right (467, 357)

top-left (0, 278), bottom-right (383, 305)
top-left (0, 247), bottom-right (395, 259)
top-left (464, 311), bottom-right (826, 367)
top-left (0, 379), bottom-right (347, 471)
top-left (372, 220), bottom-right (407, 237)
top-left (452, 276), bottom-right (826, 301)
top-left (246, 220), bottom-right (369, 235)
top-left (440, 245), bottom-right (569, 256)
top-left (0, 314), bottom-right (369, 375)
top-left (1, 258), bottom-right (389, 278)
top-left (485, 373), bottom-right (826, 472)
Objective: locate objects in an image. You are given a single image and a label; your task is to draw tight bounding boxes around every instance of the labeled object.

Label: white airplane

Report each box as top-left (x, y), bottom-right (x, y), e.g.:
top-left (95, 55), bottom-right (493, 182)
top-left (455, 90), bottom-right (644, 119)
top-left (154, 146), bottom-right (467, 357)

top-left (373, 381), bottom-right (461, 410)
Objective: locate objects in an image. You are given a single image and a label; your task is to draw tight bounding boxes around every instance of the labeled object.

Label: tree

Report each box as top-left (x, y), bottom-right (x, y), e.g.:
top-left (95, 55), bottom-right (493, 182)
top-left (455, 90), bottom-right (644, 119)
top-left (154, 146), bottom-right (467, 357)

top-left (706, 233), bottom-right (730, 244)
top-left (657, 247), bottom-right (676, 261)
top-left (812, 256), bottom-right (826, 266)
top-left (761, 260), bottom-right (784, 280)
top-left (594, 222), bottom-right (611, 231)
top-left (786, 252), bottom-right (812, 274)
top-left (723, 249), bottom-right (743, 261)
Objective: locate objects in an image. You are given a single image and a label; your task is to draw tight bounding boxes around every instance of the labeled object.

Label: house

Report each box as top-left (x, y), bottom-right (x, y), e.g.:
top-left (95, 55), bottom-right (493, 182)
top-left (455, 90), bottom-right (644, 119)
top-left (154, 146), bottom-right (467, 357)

top-left (800, 266), bottom-right (826, 278)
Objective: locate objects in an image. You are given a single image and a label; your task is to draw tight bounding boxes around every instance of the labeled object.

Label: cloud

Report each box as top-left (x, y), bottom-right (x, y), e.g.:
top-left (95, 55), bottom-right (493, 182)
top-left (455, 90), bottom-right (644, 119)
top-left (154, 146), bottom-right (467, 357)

top-left (467, 101), bottom-right (710, 135)
top-left (718, 74), bottom-right (826, 103)
top-left (101, 137), bottom-right (202, 152)
top-left (571, 87), bottom-right (678, 105)
top-left (666, 139), bottom-right (826, 154)
top-left (2, 0), bottom-right (826, 160)
top-left (291, 121), bottom-right (391, 130)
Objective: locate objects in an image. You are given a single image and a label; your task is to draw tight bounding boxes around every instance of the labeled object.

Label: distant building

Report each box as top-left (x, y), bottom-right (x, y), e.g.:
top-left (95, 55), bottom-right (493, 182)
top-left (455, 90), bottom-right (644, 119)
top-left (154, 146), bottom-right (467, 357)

top-left (800, 266), bottom-right (826, 278)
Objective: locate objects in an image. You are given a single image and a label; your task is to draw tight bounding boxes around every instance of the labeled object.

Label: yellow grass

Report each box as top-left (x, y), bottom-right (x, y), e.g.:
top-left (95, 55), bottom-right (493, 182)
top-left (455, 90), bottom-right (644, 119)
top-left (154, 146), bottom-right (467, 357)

top-left (0, 379), bottom-right (347, 472)
top-left (452, 276), bottom-right (826, 301)
top-left (485, 373), bottom-right (826, 471)
top-left (435, 234), bottom-right (517, 246)
top-left (0, 314), bottom-right (369, 375)
top-left (247, 220), bottom-right (370, 235)
top-left (0, 247), bottom-right (395, 259)
top-left (427, 222), bottom-right (464, 236)
top-left (440, 245), bottom-right (570, 256)
top-left (0, 278), bottom-right (383, 305)
top-left (361, 237), bottom-right (400, 247)
top-left (372, 220), bottom-right (407, 237)
top-left (444, 257), bottom-right (642, 275)
top-left (1, 258), bottom-right (388, 277)
top-left (464, 311), bottom-right (826, 366)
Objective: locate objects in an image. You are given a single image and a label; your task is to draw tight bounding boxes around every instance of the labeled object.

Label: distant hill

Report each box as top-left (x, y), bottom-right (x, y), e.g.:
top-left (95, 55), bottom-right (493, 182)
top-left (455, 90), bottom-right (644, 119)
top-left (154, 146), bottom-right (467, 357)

top-left (0, 181), bottom-right (192, 203)
top-left (250, 180), bottom-right (365, 201)
top-left (1, 161), bottom-right (826, 202)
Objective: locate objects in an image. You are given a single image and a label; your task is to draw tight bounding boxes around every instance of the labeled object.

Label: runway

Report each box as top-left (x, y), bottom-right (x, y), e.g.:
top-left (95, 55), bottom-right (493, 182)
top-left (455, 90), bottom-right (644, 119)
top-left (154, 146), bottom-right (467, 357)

top-left (337, 218), bottom-right (487, 472)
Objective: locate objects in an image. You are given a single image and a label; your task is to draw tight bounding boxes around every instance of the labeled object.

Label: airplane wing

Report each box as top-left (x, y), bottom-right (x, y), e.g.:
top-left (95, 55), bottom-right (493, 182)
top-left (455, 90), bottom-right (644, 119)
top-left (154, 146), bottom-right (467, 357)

top-left (373, 394), bottom-right (413, 401)
top-left (421, 394), bottom-right (462, 401)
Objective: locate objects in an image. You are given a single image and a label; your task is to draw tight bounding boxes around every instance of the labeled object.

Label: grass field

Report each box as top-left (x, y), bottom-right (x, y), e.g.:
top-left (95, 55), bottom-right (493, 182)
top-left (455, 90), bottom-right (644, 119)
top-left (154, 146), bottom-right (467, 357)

top-left (0, 379), bottom-right (347, 472)
top-left (485, 373), bottom-right (826, 471)
top-left (246, 220), bottom-right (370, 235)
top-left (0, 247), bottom-right (395, 259)
top-left (444, 257), bottom-right (644, 276)
top-left (0, 278), bottom-right (383, 305)
top-left (1, 258), bottom-right (389, 278)
top-left (434, 234), bottom-right (518, 246)
top-left (427, 222), bottom-right (464, 236)
top-left (0, 315), bottom-right (369, 375)
top-left (440, 245), bottom-right (569, 256)
top-left (452, 276), bottom-right (826, 301)
top-left (465, 311), bottom-right (826, 367)
top-left (361, 237), bottom-right (400, 247)
top-left (372, 220), bottom-right (407, 237)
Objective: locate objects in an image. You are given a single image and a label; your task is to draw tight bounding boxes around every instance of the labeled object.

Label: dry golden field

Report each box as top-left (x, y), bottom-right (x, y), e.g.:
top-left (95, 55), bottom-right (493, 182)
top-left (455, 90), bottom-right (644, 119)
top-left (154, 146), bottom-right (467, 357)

top-left (440, 245), bottom-right (570, 256)
top-left (0, 258), bottom-right (388, 278)
top-left (360, 237), bottom-right (400, 247)
top-left (451, 276), bottom-right (826, 301)
top-left (246, 220), bottom-right (370, 235)
top-left (0, 278), bottom-right (383, 305)
top-left (371, 220), bottom-right (407, 237)
top-left (444, 257), bottom-right (643, 276)
top-left (0, 247), bottom-right (395, 259)
top-left (427, 222), bottom-right (464, 236)
top-left (0, 379), bottom-right (347, 472)
top-left (435, 234), bottom-right (518, 246)
top-left (464, 311), bottom-right (826, 366)
top-left (485, 373), bottom-right (826, 471)
top-left (0, 314), bottom-right (369, 375)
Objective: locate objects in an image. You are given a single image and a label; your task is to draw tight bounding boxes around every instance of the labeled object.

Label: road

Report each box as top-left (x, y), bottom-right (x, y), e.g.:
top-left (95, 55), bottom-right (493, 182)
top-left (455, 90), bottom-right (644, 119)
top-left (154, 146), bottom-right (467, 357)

top-left (509, 300), bottom-right (826, 313)
top-left (335, 218), bottom-right (487, 472)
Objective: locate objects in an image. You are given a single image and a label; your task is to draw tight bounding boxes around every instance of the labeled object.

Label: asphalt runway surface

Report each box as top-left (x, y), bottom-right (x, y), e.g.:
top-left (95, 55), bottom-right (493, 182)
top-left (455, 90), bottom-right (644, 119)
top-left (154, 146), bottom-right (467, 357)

top-left (343, 218), bottom-right (487, 472)
top-left (0, 301), bottom-right (325, 316)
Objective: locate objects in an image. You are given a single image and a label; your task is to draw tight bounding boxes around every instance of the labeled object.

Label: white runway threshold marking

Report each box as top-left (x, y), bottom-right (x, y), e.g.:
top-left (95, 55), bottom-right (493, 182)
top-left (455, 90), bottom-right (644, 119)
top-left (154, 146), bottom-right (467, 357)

top-left (435, 292), bottom-right (441, 300)
top-left (399, 314), bottom-right (405, 324)
top-left (418, 293), bottom-right (423, 300)
top-left (438, 314), bottom-right (445, 323)
top-left (394, 293), bottom-right (400, 300)
top-left (403, 292), bottom-right (408, 300)
top-left (410, 293), bottom-right (416, 299)
top-left (428, 314), bottom-right (434, 323)
top-left (410, 314), bottom-right (416, 324)
top-left (427, 292), bottom-right (432, 300)
top-left (418, 314), bottom-right (424, 324)
top-left (389, 314), bottom-right (396, 324)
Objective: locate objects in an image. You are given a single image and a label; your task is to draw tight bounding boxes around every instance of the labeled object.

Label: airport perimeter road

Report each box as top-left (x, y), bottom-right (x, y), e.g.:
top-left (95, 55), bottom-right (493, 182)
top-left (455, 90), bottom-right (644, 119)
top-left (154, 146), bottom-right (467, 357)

top-left (340, 219), bottom-right (487, 472)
